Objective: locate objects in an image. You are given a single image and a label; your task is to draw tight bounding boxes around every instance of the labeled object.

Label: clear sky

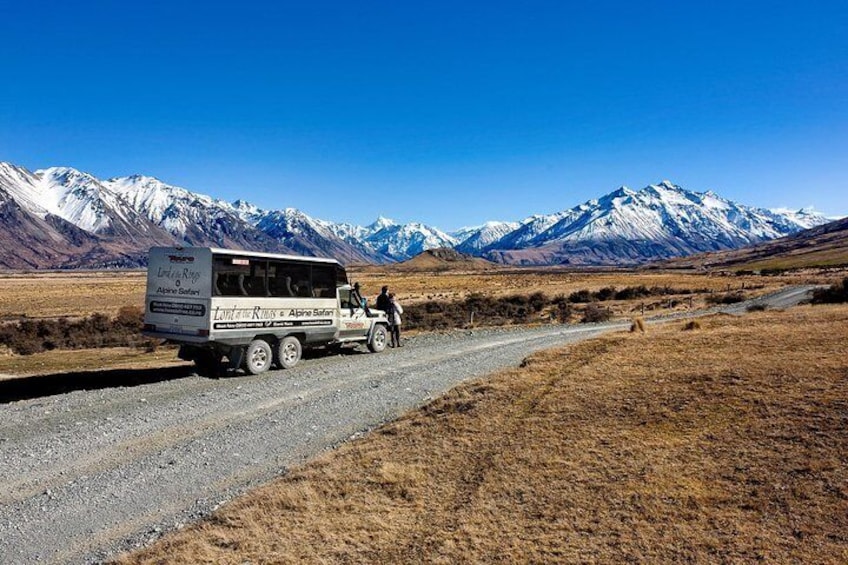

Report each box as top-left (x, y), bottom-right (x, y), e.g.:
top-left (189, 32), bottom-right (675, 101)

top-left (1, 1), bottom-right (846, 230)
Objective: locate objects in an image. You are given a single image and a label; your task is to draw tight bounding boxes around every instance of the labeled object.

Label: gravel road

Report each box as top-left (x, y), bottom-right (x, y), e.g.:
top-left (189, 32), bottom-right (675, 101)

top-left (0, 286), bottom-right (816, 564)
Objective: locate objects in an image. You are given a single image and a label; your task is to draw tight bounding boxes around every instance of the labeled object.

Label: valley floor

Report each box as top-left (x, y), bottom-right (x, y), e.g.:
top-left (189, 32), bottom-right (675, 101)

top-left (117, 304), bottom-right (848, 564)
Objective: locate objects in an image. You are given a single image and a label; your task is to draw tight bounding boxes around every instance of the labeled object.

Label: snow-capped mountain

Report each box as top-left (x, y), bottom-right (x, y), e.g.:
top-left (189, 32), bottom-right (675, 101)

top-left (248, 207), bottom-right (384, 264)
top-left (0, 163), bottom-right (172, 268)
top-left (362, 221), bottom-right (458, 260)
top-left (323, 215), bottom-right (457, 262)
top-left (0, 161), bottom-right (834, 269)
top-left (103, 174), bottom-right (290, 252)
top-left (452, 220), bottom-right (521, 254)
top-left (479, 181), bottom-right (830, 265)
top-left (0, 164), bottom-right (168, 240)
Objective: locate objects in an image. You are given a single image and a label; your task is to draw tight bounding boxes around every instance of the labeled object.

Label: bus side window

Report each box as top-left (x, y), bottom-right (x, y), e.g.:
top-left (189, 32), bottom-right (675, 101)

top-left (335, 265), bottom-right (348, 287)
top-left (296, 281), bottom-right (312, 297)
top-left (244, 260), bottom-right (269, 297)
top-left (268, 261), bottom-right (298, 297)
top-left (213, 273), bottom-right (222, 296)
top-left (312, 265), bottom-right (336, 298)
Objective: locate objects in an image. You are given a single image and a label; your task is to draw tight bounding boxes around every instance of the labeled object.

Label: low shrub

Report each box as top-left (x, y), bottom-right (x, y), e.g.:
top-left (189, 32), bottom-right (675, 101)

top-left (705, 292), bottom-right (746, 305)
top-left (569, 285), bottom-right (702, 303)
top-left (811, 278), bottom-right (848, 304)
top-left (0, 307), bottom-right (156, 355)
top-left (630, 317), bottom-right (646, 333)
top-left (406, 292), bottom-right (553, 331)
top-left (581, 304), bottom-right (613, 324)
top-left (683, 320), bottom-right (701, 331)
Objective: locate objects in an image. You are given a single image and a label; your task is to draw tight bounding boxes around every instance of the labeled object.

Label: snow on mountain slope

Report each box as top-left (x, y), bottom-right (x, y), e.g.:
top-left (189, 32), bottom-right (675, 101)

top-left (34, 167), bottom-right (126, 233)
top-left (326, 216), bottom-right (395, 249)
top-left (479, 181), bottom-right (831, 265)
top-left (0, 161), bottom-right (834, 268)
top-left (766, 207), bottom-right (830, 230)
top-left (104, 175), bottom-right (297, 253)
top-left (2, 163), bottom-right (140, 235)
top-left (105, 174), bottom-right (235, 238)
top-left (323, 215), bottom-right (458, 262)
top-left (486, 211), bottom-right (575, 251)
top-left (453, 220), bottom-right (521, 254)
top-left (0, 162), bottom-right (49, 217)
top-left (365, 221), bottom-right (458, 260)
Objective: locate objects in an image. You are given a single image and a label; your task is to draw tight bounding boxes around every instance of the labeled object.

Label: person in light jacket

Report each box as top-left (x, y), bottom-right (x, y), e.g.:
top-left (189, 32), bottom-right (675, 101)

top-left (386, 293), bottom-right (403, 347)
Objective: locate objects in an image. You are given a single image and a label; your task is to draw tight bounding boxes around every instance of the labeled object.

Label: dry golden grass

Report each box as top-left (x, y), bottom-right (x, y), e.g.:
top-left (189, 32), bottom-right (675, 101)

top-left (0, 267), bottom-right (841, 377)
top-left (349, 266), bottom-right (807, 307)
top-left (0, 271), bottom-right (146, 319)
top-left (0, 267), bottom-right (837, 320)
top-left (116, 304), bottom-right (848, 564)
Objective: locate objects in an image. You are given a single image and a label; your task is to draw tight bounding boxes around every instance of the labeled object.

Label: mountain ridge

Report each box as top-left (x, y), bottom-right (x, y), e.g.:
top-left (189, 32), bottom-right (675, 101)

top-left (0, 161), bottom-right (832, 269)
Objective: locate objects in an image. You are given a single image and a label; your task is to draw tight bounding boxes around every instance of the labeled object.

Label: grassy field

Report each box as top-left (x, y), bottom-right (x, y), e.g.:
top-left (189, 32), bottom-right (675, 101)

top-left (0, 271), bottom-right (147, 320)
top-left (0, 267), bottom-right (842, 377)
top-left (349, 267), bottom-right (801, 305)
top-left (116, 304), bottom-right (848, 564)
top-left (0, 268), bottom-right (830, 320)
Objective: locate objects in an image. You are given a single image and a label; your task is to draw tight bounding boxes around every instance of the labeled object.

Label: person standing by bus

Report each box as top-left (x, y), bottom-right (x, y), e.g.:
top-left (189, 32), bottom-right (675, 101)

top-left (387, 293), bottom-right (403, 347)
top-left (376, 285), bottom-right (390, 312)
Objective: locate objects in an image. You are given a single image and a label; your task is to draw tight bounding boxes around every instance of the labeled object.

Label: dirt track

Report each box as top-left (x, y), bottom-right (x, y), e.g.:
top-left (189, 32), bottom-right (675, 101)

top-left (0, 287), bottom-right (816, 564)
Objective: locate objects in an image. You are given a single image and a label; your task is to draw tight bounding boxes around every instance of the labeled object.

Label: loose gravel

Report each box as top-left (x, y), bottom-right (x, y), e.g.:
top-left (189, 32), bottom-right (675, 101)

top-left (0, 286), bottom-right (815, 564)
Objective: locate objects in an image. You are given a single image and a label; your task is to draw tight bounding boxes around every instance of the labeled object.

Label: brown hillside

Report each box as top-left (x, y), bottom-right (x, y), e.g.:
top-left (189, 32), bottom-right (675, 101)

top-left (656, 216), bottom-right (848, 271)
top-left (394, 247), bottom-right (498, 271)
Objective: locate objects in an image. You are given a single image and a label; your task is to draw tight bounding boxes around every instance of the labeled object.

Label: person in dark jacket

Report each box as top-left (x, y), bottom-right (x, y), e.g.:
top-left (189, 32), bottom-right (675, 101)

top-left (375, 286), bottom-right (390, 313)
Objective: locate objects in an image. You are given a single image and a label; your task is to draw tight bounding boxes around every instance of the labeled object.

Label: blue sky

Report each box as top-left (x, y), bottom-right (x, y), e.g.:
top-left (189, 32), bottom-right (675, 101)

top-left (1, 1), bottom-right (846, 230)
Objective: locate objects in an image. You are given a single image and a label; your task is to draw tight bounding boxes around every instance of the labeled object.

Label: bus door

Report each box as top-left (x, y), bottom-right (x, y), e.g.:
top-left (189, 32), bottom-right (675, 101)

top-left (337, 287), bottom-right (368, 339)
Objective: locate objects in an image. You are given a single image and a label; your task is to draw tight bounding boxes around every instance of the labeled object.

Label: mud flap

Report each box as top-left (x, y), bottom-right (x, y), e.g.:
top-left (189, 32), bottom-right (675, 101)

top-left (227, 346), bottom-right (246, 371)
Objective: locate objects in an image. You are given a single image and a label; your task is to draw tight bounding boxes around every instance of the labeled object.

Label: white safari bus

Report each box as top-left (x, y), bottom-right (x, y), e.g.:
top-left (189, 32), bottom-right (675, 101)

top-left (143, 246), bottom-right (390, 375)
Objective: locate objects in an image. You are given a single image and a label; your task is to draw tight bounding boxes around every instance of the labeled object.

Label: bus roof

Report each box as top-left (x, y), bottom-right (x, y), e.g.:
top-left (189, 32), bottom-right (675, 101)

top-left (156, 246), bottom-right (343, 266)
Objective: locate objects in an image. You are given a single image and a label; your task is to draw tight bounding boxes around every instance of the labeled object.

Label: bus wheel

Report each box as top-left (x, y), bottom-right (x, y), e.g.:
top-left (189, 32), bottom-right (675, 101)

top-left (276, 336), bottom-right (302, 369)
top-left (244, 339), bottom-right (273, 375)
top-left (367, 325), bottom-right (388, 353)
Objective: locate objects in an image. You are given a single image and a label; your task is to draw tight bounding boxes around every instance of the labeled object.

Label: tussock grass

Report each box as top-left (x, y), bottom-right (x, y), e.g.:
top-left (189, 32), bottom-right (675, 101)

top-left (683, 320), bottom-right (701, 331)
top-left (116, 305), bottom-right (848, 564)
top-left (630, 316), bottom-right (646, 332)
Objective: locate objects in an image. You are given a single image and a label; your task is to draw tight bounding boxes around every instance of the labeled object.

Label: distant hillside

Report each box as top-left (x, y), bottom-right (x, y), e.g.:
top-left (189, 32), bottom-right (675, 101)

top-left (395, 248), bottom-right (498, 271)
top-left (655, 216), bottom-right (848, 271)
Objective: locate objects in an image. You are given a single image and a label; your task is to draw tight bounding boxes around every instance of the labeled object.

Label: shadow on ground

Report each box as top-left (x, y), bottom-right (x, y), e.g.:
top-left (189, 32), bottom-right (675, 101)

top-left (0, 366), bottom-right (197, 404)
top-left (0, 345), bottom-right (373, 404)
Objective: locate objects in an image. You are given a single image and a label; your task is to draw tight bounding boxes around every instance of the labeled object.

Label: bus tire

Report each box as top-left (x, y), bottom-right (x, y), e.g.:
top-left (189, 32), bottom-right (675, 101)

top-left (244, 339), bottom-right (273, 375)
top-left (367, 324), bottom-right (388, 353)
top-left (276, 336), bottom-right (302, 369)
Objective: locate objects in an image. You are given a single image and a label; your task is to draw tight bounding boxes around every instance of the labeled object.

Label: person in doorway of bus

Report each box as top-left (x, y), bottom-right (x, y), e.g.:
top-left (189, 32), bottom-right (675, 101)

top-left (352, 282), bottom-right (374, 316)
top-left (375, 285), bottom-right (390, 313)
top-left (387, 293), bottom-right (403, 347)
